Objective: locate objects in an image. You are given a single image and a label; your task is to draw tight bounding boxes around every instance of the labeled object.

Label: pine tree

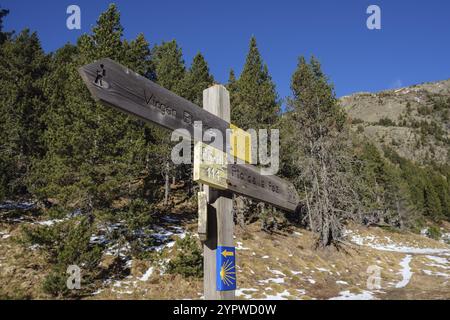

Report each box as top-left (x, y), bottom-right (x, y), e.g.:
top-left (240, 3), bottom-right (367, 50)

top-left (30, 4), bottom-right (160, 217)
top-left (228, 38), bottom-right (281, 226)
top-left (227, 69), bottom-right (240, 116)
top-left (423, 180), bottom-right (443, 220)
top-left (151, 40), bottom-right (188, 205)
top-left (152, 40), bottom-right (186, 94)
top-left (0, 7), bottom-right (11, 45)
top-left (0, 29), bottom-right (49, 199)
top-left (283, 56), bottom-right (355, 246)
top-left (230, 37), bottom-right (280, 129)
top-left (181, 52), bottom-right (214, 106)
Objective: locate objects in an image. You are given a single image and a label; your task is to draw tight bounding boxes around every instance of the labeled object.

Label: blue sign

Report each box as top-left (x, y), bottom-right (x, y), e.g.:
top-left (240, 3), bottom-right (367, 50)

top-left (216, 246), bottom-right (236, 291)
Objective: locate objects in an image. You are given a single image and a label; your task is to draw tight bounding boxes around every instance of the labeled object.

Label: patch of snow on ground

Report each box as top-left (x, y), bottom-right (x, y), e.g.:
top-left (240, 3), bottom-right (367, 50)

top-left (0, 201), bottom-right (35, 210)
top-left (262, 290), bottom-right (291, 300)
top-left (236, 242), bottom-right (250, 251)
top-left (330, 290), bottom-right (376, 300)
top-left (92, 289), bottom-right (104, 295)
top-left (236, 288), bottom-right (258, 299)
top-left (347, 230), bottom-right (450, 255)
top-left (395, 255), bottom-right (413, 288)
top-left (37, 219), bottom-right (65, 226)
top-left (162, 216), bottom-right (179, 223)
top-left (423, 270), bottom-right (450, 278)
top-left (105, 242), bottom-right (131, 257)
top-left (262, 255), bottom-right (269, 259)
top-left (90, 234), bottom-right (108, 245)
top-left (441, 233), bottom-right (450, 244)
top-left (296, 289), bottom-right (306, 296)
top-left (426, 255), bottom-right (448, 265)
top-left (259, 278), bottom-right (285, 284)
top-left (267, 267), bottom-right (286, 277)
top-left (0, 231), bottom-right (10, 240)
top-left (139, 267), bottom-right (154, 281)
top-left (336, 280), bottom-right (349, 285)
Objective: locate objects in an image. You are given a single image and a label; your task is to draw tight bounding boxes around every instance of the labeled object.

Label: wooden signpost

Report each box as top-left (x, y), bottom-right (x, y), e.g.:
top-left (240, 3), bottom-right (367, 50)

top-left (79, 58), bottom-right (300, 300)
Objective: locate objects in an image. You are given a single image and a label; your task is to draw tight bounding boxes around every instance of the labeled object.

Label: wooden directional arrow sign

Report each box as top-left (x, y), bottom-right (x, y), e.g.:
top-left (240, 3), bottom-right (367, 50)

top-left (79, 58), bottom-right (299, 212)
top-left (193, 142), bottom-right (299, 212)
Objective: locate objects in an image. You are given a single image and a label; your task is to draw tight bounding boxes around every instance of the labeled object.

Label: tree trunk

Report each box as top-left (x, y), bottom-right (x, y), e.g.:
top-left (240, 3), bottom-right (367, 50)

top-left (164, 162), bottom-right (170, 206)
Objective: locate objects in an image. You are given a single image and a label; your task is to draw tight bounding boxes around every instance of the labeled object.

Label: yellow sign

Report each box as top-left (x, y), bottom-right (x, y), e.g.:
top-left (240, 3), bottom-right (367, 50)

top-left (193, 124), bottom-right (252, 189)
top-left (229, 124), bottom-right (252, 164)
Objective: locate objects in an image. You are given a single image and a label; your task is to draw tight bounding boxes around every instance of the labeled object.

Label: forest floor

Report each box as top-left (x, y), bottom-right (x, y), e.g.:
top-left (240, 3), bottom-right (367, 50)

top-left (1, 201), bottom-right (449, 300)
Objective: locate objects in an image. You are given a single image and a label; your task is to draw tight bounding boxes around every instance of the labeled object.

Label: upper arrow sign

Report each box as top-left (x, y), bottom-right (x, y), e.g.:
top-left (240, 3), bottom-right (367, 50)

top-left (79, 58), bottom-right (300, 212)
top-left (79, 58), bottom-right (229, 141)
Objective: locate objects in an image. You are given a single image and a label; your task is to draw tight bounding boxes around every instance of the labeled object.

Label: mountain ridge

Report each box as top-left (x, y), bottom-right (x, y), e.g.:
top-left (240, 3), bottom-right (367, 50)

top-left (340, 78), bottom-right (450, 164)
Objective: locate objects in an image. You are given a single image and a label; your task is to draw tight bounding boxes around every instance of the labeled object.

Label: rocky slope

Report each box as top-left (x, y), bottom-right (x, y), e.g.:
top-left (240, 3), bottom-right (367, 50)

top-left (340, 79), bottom-right (450, 164)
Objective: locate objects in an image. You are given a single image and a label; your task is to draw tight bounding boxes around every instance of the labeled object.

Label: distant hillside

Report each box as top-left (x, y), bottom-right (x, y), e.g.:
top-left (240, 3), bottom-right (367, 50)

top-left (340, 79), bottom-right (450, 164)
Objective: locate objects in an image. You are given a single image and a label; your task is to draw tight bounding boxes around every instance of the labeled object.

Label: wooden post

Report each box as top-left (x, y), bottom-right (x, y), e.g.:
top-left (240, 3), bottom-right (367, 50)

top-left (202, 85), bottom-right (235, 300)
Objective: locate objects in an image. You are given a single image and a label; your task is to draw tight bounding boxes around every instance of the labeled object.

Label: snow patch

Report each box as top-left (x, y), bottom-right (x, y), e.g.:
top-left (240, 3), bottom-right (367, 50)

top-left (0, 201), bottom-right (36, 210)
top-left (139, 267), bottom-right (154, 281)
top-left (0, 231), bottom-right (10, 240)
top-left (236, 242), bottom-right (250, 251)
top-left (262, 290), bottom-right (291, 300)
top-left (259, 277), bottom-right (285, 284)
top-left (37, 219), bottom-right (65, 226)
top-left (330, 290), bottom-right (376, 300)
top-left (347, 230), bottom-right (450, 255)
top-left (423, 270), bottom-right (450, 278)
top-left (267, 267), bottom-right (286, 277)
top-left (235, 288), bottom-right (258, 299)
top-left (426, 255), bottom-right (448, 265)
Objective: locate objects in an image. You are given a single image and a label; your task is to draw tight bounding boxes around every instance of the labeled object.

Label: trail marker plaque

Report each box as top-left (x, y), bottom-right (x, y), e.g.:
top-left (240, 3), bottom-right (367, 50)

top-left (216, 246), bottom-right (236, 291)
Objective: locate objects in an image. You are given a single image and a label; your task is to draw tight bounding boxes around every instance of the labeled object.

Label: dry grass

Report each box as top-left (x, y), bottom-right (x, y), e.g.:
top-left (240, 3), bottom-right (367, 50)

top-left (0, 223), bottom-right (50, 299)
top-left (1, 216), bottom-right (449, 300)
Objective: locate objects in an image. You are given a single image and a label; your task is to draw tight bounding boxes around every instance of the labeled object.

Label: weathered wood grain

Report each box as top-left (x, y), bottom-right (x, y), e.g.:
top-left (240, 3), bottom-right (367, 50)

top-left (79, 58), bottom-right (229, 141)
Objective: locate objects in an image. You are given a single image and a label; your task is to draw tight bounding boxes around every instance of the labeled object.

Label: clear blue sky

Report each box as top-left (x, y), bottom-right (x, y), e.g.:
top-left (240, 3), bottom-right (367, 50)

top-left (2, 0), bottom-right (450, 100)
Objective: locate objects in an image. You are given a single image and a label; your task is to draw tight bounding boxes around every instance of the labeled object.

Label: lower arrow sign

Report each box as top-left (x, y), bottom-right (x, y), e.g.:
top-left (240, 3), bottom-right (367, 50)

top-left (221, 249), bottom-right (234, 258)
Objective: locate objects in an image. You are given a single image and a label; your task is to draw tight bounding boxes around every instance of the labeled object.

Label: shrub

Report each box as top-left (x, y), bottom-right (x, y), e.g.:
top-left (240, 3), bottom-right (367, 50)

top-left (351, 118), bottom-right (364, 125)
top-left (418, 106), bottom-right (431, 116)
top-left (427, 225), bottom-right (441, 240)
top-left (378, 117), bottom-right (396, 126)
top-left (22, 217), bottom-right (102, 297)
top-left (167, 234), bottom-right (203, 278)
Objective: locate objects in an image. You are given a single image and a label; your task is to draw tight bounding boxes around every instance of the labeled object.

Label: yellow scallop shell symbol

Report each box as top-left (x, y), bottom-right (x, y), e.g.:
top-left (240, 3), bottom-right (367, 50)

top-left (220, 259), bottom-right (236, 286)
